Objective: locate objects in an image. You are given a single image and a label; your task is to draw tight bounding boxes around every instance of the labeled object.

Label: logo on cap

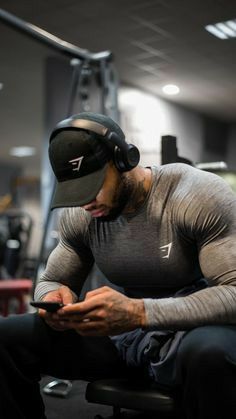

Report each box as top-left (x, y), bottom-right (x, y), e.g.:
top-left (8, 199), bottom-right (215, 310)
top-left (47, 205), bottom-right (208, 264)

top-left (69, 156), bottom-right (84, 172)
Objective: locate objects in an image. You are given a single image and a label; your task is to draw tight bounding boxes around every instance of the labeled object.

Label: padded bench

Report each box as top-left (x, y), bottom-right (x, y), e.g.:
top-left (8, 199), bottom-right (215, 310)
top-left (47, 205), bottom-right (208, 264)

top-left (86, 377), bottom-right (181, 418)
top-left (0, 279), bottom-right (32, 316)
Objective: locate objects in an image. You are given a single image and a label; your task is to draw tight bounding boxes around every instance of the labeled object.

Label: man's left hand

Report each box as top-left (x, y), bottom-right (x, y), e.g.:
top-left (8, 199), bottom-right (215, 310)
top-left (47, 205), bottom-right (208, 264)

top-left (53, 286), bottom-right (146, 336)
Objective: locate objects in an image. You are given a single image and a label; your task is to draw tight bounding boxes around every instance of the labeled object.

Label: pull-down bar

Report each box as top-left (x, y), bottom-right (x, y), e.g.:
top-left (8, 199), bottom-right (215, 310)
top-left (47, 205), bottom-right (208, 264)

top-left (0, 8), bottom-right (112, 62)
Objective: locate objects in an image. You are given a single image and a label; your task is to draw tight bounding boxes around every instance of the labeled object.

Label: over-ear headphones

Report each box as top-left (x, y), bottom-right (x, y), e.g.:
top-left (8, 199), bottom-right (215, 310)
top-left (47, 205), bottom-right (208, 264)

top-left (50, 116), bottom-right (140, 172)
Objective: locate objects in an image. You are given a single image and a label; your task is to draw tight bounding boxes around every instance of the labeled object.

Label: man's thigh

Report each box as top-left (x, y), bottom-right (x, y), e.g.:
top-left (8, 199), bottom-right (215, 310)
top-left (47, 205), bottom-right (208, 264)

top-left (177, 324), bottom-right (236, 360)
top-left (0, 312), bottom-right (127, 380)
top-left (41, 328), bottom-right (128, 380)
top-left (175, 324), bottom-right (236, 384)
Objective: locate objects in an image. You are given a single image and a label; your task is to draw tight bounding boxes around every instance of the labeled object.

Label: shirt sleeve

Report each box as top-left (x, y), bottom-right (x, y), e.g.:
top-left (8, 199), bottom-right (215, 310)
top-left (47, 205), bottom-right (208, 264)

top-left (144, 171), bottom-right (236, 330)
top-left (34, 208), bottom-right (94, 301)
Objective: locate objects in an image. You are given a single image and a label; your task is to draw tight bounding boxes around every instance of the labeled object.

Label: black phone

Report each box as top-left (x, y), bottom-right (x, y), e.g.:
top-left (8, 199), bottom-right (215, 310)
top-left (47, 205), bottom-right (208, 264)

top-left (30, 301), bottom-right (64, 313)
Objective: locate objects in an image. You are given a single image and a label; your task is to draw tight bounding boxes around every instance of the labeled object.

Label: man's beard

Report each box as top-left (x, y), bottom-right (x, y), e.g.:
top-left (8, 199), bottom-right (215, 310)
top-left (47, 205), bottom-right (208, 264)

top-left (100, 173), bottom-right (134, 221)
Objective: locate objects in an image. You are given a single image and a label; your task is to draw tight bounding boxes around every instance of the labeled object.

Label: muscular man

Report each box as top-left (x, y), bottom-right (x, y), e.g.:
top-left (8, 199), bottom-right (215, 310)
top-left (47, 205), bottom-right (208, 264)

top-left (1, 112), bottom-right (236, 419)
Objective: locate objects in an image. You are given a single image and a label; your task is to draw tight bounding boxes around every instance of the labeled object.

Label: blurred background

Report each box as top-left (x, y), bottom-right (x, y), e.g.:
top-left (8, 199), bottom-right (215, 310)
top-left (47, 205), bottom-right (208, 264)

top-left (0, 0), bottom-right (236, 307)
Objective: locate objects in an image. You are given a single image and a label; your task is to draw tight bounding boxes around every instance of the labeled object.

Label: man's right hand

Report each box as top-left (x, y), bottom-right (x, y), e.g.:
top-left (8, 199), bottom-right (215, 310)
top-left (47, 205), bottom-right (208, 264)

top-left (39, 285), bottom-right (76, 331)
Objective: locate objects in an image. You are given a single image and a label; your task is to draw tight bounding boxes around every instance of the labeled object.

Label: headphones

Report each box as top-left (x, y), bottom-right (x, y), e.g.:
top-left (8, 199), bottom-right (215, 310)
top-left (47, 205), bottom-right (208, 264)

top-left (50, 117), bottom-right (140, 172)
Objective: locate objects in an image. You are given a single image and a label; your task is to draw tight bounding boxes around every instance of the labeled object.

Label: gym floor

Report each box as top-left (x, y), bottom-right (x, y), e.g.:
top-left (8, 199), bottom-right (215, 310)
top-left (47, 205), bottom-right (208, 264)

top-left (40, 376), bottom-right (163, 419)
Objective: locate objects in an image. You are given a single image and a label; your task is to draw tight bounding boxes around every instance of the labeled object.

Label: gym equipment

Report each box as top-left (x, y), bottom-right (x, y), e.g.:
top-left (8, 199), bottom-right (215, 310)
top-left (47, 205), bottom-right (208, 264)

top-left (0, 210), bottom-right (33, 279)
top-left (86, 377), bottom-right (180, 418)
top-left (0, 8), bottom-right (119, 285)
top-left (0, 279), bottom-right (32, 316)
top-left (161, 135), bottom-right (192, 165)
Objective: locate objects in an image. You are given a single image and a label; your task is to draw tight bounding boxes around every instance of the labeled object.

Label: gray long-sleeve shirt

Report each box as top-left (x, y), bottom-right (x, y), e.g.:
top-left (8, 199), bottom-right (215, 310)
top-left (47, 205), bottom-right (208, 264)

top-left (35, 163), bottom-right (236, 330)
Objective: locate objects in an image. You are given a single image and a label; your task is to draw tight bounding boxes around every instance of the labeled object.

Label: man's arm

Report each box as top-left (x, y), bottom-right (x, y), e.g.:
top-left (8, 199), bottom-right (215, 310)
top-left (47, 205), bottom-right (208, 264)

top-left (34, 208), bottom-right (94, 330)
top-left (34, 207), bottom-right (94, 301)
top-left (34, 239), bottom-right (93, 301)
top-left (144, 175), bottom-right (236, 330)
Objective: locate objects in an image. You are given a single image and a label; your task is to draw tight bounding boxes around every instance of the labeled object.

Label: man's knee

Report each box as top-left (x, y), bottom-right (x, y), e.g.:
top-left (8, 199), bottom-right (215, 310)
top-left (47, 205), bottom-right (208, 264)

top-left (177, 325), bottom-right (236, 377)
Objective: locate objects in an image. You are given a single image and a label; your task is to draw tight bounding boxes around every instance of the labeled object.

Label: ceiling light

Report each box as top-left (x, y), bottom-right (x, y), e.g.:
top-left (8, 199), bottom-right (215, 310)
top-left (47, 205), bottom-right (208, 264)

top-left (226, 20), bottom-right (236, 31)
top-left (9, 146), bottom-right (36, 157)
top-left (205, 19), bottom-right (236, 39)
top-left (162, 84), bottom-right (180, 95)
top-left (0, 83), bottom-right (3, 90)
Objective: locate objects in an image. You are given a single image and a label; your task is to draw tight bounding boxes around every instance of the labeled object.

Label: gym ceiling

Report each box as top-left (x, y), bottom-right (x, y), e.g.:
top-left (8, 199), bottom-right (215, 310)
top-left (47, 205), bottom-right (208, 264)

top-left (0, 0), bottom-right (236, 174)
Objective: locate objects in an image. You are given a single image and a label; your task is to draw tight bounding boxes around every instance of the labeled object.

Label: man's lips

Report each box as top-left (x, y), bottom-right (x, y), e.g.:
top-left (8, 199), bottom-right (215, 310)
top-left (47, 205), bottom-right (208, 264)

top-left (89, 208), bottom-right (109, 218)
top-left (82, 202), bottom-right (109, 217)
top-left (90, 209), bottom-right (104, 217)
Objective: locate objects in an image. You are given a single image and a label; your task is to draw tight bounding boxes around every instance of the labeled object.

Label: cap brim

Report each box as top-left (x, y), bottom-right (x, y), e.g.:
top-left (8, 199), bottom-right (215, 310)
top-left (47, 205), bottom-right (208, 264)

top-left (51, 164), bottom-right (107, 209)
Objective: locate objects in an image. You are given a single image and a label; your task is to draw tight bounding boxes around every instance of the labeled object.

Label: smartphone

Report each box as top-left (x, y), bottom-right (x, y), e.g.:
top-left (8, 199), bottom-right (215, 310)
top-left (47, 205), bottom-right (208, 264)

top-left (30, 301), bottom-right (64, 313)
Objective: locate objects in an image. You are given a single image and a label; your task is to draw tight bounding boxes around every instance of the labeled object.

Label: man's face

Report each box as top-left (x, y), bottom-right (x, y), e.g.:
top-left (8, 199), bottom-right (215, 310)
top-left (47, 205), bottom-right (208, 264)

top-left (81, 162), bottom-right (132, 220)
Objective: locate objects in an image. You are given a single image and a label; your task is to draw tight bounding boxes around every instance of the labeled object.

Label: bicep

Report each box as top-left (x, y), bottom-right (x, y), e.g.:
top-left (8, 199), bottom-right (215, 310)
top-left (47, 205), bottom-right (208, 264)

top-left (199, 232), bottom-right (236, 286)
top-left (41, 239), bottom-right (94, 295)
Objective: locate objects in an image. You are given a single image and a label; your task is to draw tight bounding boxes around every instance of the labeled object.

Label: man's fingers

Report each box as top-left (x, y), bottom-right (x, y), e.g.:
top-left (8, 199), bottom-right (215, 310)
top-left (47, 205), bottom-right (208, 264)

top-left (59, 286), bottom-right (75, 304)
top-left (60, 295), bottom-right (102, 315)
top-left (64, 319), bottom-right (106, 336)
top-left (38, 308), bottom-right (46, 317)
top-left (84, 286), bottom-right (110, 300)
top-left (57, 308), bottom-right (104, 323)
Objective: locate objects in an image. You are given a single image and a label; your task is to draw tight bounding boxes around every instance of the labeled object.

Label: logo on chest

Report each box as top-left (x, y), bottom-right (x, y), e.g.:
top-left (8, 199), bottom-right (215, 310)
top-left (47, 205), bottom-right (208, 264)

top-left (159, 242), bottom-right (172, 259)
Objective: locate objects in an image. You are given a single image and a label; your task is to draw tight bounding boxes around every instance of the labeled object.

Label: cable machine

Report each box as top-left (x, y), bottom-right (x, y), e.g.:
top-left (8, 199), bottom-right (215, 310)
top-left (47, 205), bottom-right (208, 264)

top-left (0, 8), bottom-right (119, 286)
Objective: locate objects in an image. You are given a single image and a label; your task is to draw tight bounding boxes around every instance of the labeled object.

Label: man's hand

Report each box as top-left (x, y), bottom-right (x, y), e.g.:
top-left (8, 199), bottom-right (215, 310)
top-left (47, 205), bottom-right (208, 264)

top-left (38, 286), bottom-right (76, 331)
top-left (54, 286), bottom-right (147, 336)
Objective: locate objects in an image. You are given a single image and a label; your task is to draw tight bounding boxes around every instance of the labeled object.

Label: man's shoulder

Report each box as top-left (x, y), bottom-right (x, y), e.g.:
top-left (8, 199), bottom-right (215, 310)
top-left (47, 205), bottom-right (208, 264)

top-left (152, 162), bottom-right (198, 179)
top-left (151, 163), bottom-right (236, 209)
top-left (154, 163), bottom-right (230, 189)
top-left (151, 163), bottom-right (202, 190)
top-left (60, 206), bottom-right (92, 235)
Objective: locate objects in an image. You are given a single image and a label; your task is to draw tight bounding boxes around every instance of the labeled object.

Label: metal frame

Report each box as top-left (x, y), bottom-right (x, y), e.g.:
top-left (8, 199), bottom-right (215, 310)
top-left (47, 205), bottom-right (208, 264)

top-left (0, 7), bottom-right (119, 286)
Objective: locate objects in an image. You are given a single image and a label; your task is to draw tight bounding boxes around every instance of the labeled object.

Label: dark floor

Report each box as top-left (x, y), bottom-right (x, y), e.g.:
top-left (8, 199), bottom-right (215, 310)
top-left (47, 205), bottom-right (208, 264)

top-left (41, 376), bottom-right (112, 419)
top-left (40, 376), bottom-right (170, 419)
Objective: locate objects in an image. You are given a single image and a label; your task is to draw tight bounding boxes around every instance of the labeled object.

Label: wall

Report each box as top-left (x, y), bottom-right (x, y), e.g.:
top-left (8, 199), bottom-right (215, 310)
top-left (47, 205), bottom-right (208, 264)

top-left (226, 124), bottom-right (236, 171)
top-left (118, 86), bottom-right (204, 167)
top-left (0, 161), bottom-right (21, 197)
top-left (118, 86), bottom-right (235, 170)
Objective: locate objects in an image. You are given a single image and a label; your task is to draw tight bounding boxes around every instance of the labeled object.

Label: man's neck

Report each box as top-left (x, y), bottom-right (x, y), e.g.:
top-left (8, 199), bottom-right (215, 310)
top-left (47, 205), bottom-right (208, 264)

top-left (123, 166), bottom-right (152, 214)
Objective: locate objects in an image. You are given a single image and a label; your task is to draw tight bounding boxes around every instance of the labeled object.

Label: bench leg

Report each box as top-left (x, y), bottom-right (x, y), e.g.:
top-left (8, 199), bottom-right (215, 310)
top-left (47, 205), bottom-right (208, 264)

top-left (113, 406), bottom-right (122, 419)
top-left (94, 407), bottom-right (123, 419)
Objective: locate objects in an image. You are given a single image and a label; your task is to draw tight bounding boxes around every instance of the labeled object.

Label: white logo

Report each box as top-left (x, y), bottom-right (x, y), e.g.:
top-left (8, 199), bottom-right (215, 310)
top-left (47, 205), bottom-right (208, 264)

top-left (69, 156), bottom-right (84, 172)
top-left (159, 242), bottom-right (172, 259)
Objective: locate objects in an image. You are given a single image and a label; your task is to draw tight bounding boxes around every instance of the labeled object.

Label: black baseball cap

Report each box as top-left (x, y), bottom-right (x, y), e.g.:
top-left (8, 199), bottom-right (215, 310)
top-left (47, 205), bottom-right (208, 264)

top-left (48, 112), bottom-right (125, 209)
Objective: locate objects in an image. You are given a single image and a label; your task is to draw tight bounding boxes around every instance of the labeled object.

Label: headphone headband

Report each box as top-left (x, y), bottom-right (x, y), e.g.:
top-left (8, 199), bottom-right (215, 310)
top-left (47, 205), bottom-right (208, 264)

top-left (52, 118), bottom-right (109, 139)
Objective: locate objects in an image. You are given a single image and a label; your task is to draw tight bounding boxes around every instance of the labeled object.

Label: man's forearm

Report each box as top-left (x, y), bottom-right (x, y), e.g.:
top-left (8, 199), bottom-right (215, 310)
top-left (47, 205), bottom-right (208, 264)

top-left (34, 279), bottom-right (65, 301)
top-left (143, 285), bottom-right (236, 330)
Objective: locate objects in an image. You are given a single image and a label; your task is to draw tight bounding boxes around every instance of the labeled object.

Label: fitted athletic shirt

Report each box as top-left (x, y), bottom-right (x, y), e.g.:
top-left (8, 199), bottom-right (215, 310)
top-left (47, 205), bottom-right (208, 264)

top-left (35, 163), bottom-right (236, 330)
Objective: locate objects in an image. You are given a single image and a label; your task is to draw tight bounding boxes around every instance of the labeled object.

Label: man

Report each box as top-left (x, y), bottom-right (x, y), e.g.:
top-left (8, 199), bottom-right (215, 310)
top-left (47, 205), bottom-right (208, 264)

top-left (0, 111), bottom-right (236, 419)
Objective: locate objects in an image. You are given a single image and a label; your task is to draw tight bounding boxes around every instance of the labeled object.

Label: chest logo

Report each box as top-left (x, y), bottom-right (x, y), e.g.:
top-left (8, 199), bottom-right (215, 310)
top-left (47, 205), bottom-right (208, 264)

top-left (69, 156), bottom-right (84, 172)
top-left (160, 242), bottom-right (172, 259)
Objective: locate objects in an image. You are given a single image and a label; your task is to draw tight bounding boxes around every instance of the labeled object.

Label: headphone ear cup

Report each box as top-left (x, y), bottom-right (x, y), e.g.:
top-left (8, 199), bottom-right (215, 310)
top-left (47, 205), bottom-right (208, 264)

top-left (113, 147), bottom-right (126, 172)
top-left (113, 144), bottom-right (140, 172)
top-left (126, 144), bottom-right (140, 170)
top-left (105, 131), bottom-right (140, 172)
